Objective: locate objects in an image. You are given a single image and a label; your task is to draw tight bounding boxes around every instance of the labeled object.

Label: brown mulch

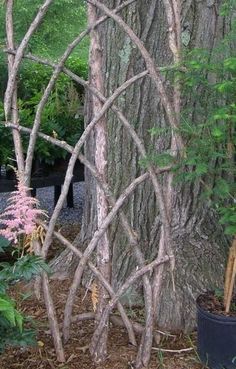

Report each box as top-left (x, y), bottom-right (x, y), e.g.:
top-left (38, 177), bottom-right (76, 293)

top-left (197, 290), bottom-right (236, 317)
top-left (0, 224), bottom-right (204, 369)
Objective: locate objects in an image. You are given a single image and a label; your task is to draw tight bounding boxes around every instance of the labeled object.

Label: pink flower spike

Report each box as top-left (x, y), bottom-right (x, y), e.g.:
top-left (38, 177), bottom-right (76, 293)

top-left (0, 175), bottom-right (47, 243)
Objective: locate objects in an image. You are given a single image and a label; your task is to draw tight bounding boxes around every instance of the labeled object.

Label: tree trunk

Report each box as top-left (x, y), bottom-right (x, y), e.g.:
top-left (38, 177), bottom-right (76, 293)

top-left (52, 0), bottom-right (232, 332)
top-left (78, 0), bottom-right (232, 333)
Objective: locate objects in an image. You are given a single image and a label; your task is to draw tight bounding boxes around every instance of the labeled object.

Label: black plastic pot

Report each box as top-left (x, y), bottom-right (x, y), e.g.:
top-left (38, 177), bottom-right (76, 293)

top-left (197, 298), bottom-right (236, 369)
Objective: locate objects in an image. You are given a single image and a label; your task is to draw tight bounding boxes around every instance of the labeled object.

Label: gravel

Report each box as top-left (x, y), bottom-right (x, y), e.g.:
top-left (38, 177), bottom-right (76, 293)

top-left (0, 182), bottom-right (85, 226)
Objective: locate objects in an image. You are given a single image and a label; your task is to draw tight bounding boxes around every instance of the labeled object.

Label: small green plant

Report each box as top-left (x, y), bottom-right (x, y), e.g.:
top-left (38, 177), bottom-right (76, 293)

top-left (0, 291), bottom-right (36, 353)
top-left (0, 243), bottom-right (46, 352)
top-left (188, 335), bottom-right (209, 369)
top-left (214, 288), bottom-right (224, 301)
top-left (0, 234), bottom-right (50, 352)
top-left (156, 350), bottom-right (165, 369)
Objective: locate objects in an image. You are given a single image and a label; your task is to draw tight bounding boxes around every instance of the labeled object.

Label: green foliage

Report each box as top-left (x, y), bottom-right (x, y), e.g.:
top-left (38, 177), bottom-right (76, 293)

top-left (140, 152), bottom-right (174, 169)
top-left (220, 0), bottom-right (236, 16)
top-left (0, 0), bottom-right (88, 60)
top-left (219, 206), bottom-right (236, 235)
top-left (0, 288), bottom-right (36, 353)
top-left (17, 60), bottom-right (85, 164)
top-left (0, 56), bottom-right (86, 165)
top-left (0, 236), bottom-right (11, 253)
top-left (0, 292), bottom-right (36, 353)
top-left (0, 293), bottom-right (36, 353)
top-left (0, 254), bottom-right (51, 283)
top-left (0, 294), bottom-right (23, 331)
top-left (0, 0), bottom-right (88, 166)
top-left (0, 240), bottom-right (50, 352)
top-left (176, 20), bottom-right (236, 235)
top-left (0, 322), bottom-right (36, 353)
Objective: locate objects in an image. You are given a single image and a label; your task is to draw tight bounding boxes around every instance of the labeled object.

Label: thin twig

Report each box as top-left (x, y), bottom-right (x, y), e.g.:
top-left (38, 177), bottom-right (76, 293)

top-left (151, 347), bottom-right (194, 353)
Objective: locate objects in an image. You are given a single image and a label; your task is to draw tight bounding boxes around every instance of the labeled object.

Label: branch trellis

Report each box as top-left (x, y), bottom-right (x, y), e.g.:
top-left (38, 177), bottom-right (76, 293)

top-left (2, 0), bottom-right (183, 368)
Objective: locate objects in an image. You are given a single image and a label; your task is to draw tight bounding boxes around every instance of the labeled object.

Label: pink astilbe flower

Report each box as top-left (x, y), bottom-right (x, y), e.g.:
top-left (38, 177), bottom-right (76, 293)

top-left (0, 176), bottom-right (47, 244)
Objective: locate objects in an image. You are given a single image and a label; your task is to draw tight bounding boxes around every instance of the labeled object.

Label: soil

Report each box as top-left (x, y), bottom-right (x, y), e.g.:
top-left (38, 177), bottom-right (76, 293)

top-left (0, 224), bottom-right (204, 369)
top-left (197, 290), bottom-right (236, 317)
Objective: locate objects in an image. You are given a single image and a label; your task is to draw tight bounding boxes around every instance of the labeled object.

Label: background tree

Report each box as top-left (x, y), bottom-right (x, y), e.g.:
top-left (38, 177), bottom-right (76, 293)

top-left (79, 0), bottom-right (235, 332)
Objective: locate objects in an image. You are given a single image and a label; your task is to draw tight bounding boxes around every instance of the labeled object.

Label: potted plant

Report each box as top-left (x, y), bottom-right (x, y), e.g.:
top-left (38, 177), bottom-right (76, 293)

top-left (179, 48), bottom-right (236, 368)
top-left (196, 237), bottom-right (236, 369)
top-left (191, 55), bottom-right (236, 369)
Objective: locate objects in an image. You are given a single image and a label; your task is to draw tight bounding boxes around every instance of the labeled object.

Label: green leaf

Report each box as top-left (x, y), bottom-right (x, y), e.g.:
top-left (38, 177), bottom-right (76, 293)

top-left (214, 179), bottom-right (230, 198)
top-left (228, 214), bottom-right (236, 223)
top-left (195, 163), bottom-right (208, 175)
top-left (225, 225), bottom-right (236, 235)
top-left (224, 57), bottom-right (236, 72)
top-left (0, 236), bottom-right (11, 253)
top-left (1, 309), bottom-right (16, 327)
top-left (0, 297), bottom-right (14, 312)
top-left (14, 311), bottom-right (23, 332)
top-left (211, 127), bottom-right (224, 138)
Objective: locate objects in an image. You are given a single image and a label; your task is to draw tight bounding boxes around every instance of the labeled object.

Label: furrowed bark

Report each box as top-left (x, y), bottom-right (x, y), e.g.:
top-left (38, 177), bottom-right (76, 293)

top-left (81, 0), bottom-right (229, 336)
top-left (86, 0), bottom-right (184, 147)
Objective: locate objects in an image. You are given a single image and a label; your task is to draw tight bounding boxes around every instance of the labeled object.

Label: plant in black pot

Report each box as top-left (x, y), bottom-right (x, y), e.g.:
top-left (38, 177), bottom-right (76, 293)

top-left (178, 47), bottom-right (236, 367)
top-left (197, 236), bottom-right (236, 369)
top-left (194, 54), bottom-right (236, 369)
top-left (188, 54), bottom-right (236, 369)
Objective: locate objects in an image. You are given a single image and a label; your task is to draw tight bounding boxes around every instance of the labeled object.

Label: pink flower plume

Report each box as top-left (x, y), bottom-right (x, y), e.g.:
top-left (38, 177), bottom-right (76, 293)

top-left (0, 176), bottom-right (47, 243)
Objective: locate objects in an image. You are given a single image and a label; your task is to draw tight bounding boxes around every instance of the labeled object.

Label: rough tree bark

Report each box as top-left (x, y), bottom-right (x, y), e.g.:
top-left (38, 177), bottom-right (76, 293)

top-left (79, 0), bottom-right (232, 332)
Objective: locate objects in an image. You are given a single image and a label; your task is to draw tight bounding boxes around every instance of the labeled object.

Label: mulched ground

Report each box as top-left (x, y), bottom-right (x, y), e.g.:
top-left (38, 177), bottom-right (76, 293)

top-left (0, 224), bottom-right (205, 369)
top-left (197, 290), bottom-right (236, 317)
